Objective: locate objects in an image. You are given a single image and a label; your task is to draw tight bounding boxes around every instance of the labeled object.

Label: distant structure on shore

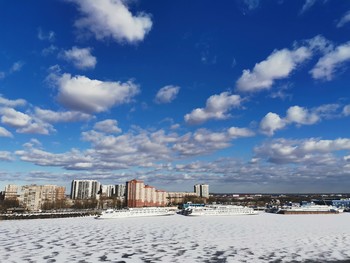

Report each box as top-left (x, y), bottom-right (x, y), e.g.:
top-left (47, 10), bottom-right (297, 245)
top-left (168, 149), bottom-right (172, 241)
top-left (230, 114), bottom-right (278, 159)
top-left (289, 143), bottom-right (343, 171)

top-left (0, 179), bottom-right (210, 211)
top-left (1, 184), bottom-right (65, 211)
top-left (70, 180), bottom-right (100, 200)
top-left (70, 180), bottom-right (126, 200)
top-left (69, 179), bottom-right (210, 208)
top-left (3, 184), bottom-right (18, 200)
top-left (101, 184), bottom-right (126, 198)
top-left (126, 179), bottom-right (167, 207)
top-left (125, 180), bottom-right (210, 207)
top-left (194, 184), bottom-right (209, 198)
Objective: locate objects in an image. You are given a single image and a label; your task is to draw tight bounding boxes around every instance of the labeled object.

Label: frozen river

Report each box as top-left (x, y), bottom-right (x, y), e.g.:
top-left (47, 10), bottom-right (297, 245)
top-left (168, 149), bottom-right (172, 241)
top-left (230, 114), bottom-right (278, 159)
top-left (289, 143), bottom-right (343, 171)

top-left (1, 212), bottom-right (350, 262)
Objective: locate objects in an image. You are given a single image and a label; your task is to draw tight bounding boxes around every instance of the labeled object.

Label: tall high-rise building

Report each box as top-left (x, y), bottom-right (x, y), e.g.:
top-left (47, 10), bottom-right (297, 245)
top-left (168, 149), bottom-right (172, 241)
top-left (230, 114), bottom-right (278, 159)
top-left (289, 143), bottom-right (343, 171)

top-left (200, 184), bottom-right (209, 198)
top-left (70, 180), bottom-right (100, 199)
top-left (194, 184), bottom-right (209, 198)
top-left (115, 184), bottom-right (126, 197)
top-left (99, 184), bottom-right (126, 198)
top-left (194, 184), bottom-right (201, 196)
top-left (126, 179), bottom-right (145, 207)
top-left (126, 179), bottom-right (166, 207)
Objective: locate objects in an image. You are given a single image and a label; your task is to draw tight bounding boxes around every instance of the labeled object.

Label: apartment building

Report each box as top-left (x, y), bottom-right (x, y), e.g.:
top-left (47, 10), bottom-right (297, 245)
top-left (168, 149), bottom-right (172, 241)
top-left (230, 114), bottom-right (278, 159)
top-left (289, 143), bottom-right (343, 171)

top-left (200, 184), bottom-right (209, 198)
top-left (70, 180), bottom-right (100, 199)
top-left (20, 185), bottom-right (66, 211)
top-left (115, 184), bottom-right (126, 197)
top-left (100, 184), bottom-right (126, 198)
top-left (126, 179), bottom-right (167, 207)
top-left (101, 185), bottom-right (115, 197)
top-left (194, 184), bottom-right (210, 198)
top-left (4, 184), bottom-right (19, 200)
top-left (194, 184), bottom-right (201, 197)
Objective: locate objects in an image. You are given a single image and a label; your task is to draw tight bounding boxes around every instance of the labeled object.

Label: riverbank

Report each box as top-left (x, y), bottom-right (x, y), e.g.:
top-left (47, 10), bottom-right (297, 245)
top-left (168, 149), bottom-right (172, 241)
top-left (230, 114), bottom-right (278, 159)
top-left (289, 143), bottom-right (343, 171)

top-left (0, 211), bottom-right (98, 220)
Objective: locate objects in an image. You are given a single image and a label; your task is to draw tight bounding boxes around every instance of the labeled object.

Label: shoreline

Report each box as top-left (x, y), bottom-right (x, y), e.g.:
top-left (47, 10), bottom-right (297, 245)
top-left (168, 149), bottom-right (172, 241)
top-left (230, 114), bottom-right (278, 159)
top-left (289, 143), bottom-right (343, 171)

top-left (0, 211), bottom-right (98, 220)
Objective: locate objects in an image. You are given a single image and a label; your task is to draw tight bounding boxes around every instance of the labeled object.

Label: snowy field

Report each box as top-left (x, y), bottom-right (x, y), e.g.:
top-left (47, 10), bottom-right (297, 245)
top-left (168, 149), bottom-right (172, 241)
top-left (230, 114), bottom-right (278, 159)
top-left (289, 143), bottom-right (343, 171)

top-left (1, 212), bottom-right (350, 263)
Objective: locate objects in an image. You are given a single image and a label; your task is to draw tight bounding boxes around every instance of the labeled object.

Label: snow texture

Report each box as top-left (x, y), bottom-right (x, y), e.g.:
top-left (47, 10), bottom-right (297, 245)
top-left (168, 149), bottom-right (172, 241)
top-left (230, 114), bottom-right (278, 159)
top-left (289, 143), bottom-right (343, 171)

top-left (1, 212), bottom-right (350, 262)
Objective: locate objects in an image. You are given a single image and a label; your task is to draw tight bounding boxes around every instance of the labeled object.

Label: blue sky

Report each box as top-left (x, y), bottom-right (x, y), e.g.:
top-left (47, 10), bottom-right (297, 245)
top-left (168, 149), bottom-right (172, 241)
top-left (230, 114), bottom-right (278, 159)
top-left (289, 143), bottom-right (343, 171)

top-left (1, 0), bottom-right (350, 193)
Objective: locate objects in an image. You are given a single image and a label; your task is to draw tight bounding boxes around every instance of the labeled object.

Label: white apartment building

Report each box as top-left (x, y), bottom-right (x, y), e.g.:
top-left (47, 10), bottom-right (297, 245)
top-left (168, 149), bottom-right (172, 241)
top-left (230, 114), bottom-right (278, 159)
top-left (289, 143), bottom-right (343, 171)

top-left (194, 184), bottom-right (210, 198)
top-left (115, 184), bottom-right (126, 197)
top-left (99, 184), bottom-right (126, 198)
top-left (101, 185), bottom-right (115, 197)
top-left (70, 180), bottom-right (100, 199)
top-left (200, 184), bottom-right (209, 198)
top-left (194, 184), bottom-right (201, 196)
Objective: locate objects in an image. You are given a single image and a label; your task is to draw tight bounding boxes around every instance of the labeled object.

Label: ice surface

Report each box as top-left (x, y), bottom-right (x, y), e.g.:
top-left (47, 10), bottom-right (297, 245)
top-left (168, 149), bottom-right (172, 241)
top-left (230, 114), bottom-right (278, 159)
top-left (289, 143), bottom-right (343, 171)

top-left (1, 212), bottom-right (350, 262)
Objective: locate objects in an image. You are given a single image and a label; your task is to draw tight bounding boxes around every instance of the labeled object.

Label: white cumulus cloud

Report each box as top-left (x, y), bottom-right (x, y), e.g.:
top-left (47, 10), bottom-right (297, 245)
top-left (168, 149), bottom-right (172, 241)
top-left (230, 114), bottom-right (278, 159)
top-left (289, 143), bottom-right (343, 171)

top-left (155, 85), bottom-right (180, 104)
top-left (228, 127), bottom-right (255, 138)
top-left (0, 108), bottom-right (31, 128)
top-left (310, 42), bottom-right (350, 80)
top-left (94, 119), bottom-right (122, 134)
top-left (260, 104), bottom-right (340, 136)
top-left (56, 73), bottom-right (140, 113)
top-left (0, 127), bottom-right (13, 138)
top-left (34, 108), bottom-right (92, 123)
top-left (59, 46), bottom-right (97, 69)
top-left (185, 92), bottom-right (242, 125)
top-left (0, 95), bottom-right (26, 107)
top-left (16, 122), bottom-right (54, 135)
top-left (71, 0), bottom-right (153, 43)
top-left (304, 35), bottom-right (334, 54)
top-left (286, 106), bottom-right (319, 125)
top-left (259, 112), bottom-right (286, 136)
top-left (255, 138), bottom-right (350, 165)
top-left (236, 47), bottom-right (311, 92)
top-left (0, 107), bottom-right (54, 135)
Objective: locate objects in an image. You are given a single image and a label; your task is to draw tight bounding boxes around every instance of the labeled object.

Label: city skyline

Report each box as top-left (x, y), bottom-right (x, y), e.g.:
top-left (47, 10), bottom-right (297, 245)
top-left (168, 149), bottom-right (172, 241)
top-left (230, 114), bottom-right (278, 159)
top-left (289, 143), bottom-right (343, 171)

top-left (1, 1), bottom-right (350, 193)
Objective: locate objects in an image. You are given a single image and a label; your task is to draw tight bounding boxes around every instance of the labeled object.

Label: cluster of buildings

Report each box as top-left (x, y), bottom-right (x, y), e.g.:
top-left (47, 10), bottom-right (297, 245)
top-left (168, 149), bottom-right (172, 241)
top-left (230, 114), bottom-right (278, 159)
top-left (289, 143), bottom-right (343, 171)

top-left (0, 184), bottom-right (65, 211)
top-left (70, 179), bottom-right (209, 207)
top-left (0, 179), bottom-right (210, 211)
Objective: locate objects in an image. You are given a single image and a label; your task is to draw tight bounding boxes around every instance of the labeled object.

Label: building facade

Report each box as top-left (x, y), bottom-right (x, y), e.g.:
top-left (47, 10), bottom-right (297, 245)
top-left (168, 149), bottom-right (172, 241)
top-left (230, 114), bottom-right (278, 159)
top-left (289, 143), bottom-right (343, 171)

top-left (126, 179), bottom-right (145, 207)
top-left (194, 184), bottom-right (209, 199)
top-left (4, 184), bottom-right (19, 200)
top-left (167, 192), bottom-right (198, 204)
top-left (19, 185), bottom-right (66, 211)
top-left (101, 185), bottom-right (115, 198)
top-left (100, 184), bottom-right (126, 198)
top-left (200, 184), bottom-right (209, 198)
top-left (126, 179), bottom-right (167, 207)
top-left (115, 184), bottom-right (126, 197)
top-left (70, 180), bottom-right (100, 199)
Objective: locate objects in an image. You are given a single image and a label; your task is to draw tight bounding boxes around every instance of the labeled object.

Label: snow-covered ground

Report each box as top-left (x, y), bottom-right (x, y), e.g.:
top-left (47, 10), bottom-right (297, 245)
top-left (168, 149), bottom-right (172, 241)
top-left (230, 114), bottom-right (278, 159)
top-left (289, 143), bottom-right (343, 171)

top-left (1, 212), bottom-right (350, 262)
